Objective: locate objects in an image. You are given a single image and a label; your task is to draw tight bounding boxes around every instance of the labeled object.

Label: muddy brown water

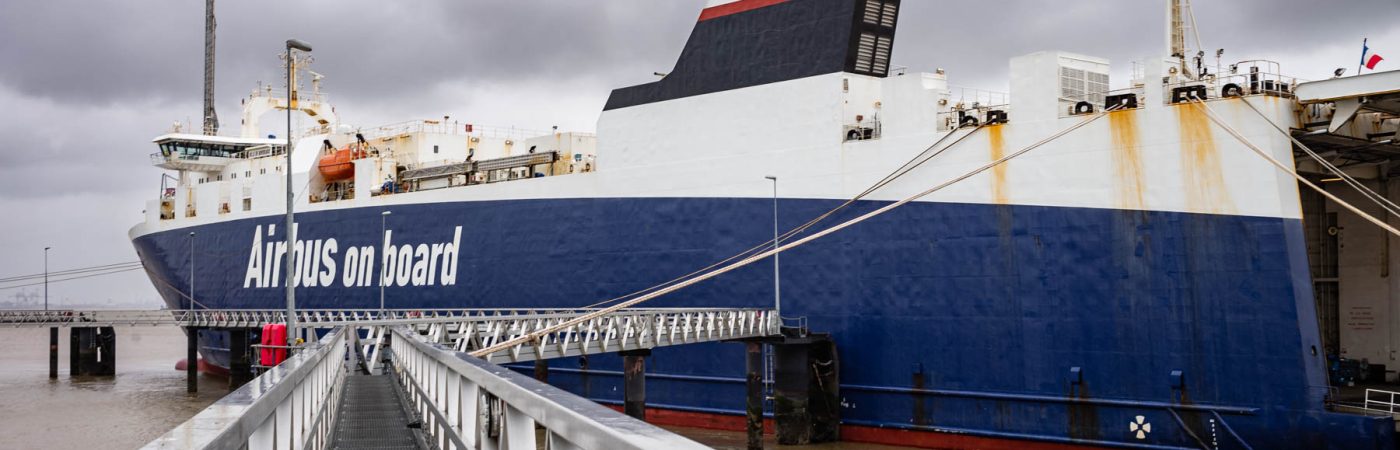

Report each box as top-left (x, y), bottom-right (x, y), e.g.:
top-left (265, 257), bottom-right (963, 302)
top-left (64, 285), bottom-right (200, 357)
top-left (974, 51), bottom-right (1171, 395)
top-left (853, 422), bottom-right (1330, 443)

top-left (0, 326), bottom-right (225, 450)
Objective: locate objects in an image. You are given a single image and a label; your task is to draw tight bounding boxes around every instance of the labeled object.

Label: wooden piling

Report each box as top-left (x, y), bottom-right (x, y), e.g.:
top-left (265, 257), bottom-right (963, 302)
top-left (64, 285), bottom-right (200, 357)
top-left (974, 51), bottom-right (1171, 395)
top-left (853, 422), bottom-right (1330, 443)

top-left (746, 341), bottom-right (763, 450)
top-left (621, 349), bottom-right (650, 421)
top-left (187, 327), bottom-right (198, 393)
top-left (534, 358), bottom-right (548, 383)
top-left (228, 328), bottom-right (254, 389)
top-left (48, 327), bottom-right (58, 379)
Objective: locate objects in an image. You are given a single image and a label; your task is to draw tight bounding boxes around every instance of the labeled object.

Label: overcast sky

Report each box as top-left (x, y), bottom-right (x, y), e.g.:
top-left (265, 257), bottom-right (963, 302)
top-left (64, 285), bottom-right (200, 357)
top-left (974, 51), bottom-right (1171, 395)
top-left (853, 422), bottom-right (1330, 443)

top-left (0, 0), bottom-right (1396, 307)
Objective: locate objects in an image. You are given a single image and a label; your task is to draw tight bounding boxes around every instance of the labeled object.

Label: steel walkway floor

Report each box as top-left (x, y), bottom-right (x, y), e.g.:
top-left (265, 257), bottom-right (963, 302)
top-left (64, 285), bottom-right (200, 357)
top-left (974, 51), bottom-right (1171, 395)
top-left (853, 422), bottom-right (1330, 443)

top-left (331, 373), bottom-right (421, 449)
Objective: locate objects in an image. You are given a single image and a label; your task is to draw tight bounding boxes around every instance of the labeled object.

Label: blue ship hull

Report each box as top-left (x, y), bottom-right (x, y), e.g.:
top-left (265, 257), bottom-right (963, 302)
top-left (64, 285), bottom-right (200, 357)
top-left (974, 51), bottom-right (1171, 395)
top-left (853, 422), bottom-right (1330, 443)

top-left (132, 197), bottom-right (1395, 449)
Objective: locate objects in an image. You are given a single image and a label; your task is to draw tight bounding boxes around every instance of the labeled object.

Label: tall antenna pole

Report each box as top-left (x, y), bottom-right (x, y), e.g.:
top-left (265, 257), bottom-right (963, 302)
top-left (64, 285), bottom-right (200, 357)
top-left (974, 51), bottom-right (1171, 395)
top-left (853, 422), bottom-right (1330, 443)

top-left (202, 0), bottom-right (219, 136)
top-left (1166, 0), bottom-right (1186, 60)
top-left (1165, 0), bottom-right (1194, 80)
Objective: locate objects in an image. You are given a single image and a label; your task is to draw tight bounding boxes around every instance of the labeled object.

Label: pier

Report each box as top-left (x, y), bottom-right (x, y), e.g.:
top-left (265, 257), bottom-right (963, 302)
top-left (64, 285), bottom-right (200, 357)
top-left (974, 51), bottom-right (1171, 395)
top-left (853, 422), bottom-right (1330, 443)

top-left (5, 308), bottom-right (848, 449)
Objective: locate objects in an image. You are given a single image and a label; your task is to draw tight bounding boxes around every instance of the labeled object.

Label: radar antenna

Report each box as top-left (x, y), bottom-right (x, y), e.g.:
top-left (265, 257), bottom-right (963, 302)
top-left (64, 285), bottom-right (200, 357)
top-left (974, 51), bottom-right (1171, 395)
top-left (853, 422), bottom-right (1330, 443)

top-left (202, 0), bottom-right (219, 136)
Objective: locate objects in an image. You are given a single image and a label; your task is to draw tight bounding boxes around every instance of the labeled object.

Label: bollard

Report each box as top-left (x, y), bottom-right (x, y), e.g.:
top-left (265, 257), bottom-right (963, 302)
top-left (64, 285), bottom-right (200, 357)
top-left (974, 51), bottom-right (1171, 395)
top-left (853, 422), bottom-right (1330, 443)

top-left (621, 349), bottom-right (651, 421)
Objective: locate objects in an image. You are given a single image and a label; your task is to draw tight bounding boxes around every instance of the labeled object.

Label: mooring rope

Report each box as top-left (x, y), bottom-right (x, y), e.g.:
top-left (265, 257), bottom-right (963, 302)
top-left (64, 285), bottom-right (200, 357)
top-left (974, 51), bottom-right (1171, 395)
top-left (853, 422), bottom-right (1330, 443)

top-left (470, 106), bottom-right (1121, 358)
top-left (1236, 97), bottom-right (1400, 219)
top-left (1187, 96), bottom-right (1400, 238)
top-left (577, 124), bottom-right (987, 310)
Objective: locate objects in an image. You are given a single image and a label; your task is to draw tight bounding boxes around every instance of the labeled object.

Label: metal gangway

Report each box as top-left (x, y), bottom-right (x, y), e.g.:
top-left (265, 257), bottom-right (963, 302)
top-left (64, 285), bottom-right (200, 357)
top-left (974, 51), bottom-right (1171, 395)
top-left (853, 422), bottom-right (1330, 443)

top-left (135, 307), bottom-right (780, 449)
top-left (2, 307), bottom-right (775, 362)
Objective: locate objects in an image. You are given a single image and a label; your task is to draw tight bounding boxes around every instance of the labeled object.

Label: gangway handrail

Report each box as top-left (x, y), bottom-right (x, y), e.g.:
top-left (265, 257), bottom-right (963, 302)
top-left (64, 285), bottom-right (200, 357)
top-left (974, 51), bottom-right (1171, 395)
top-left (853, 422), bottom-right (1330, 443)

top-left (142, 327), bottom-right (349, 450)
top-left (0, 307), bottom-right (776, 328)
top-left (390, 325), bottom-right (709, 450)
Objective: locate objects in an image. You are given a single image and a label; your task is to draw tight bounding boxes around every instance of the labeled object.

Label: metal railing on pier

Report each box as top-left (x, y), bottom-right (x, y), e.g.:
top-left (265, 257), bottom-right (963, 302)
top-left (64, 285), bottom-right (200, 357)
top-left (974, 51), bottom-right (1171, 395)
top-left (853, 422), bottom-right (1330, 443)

top-left (0, 307), bottom-right (774, 328)
top-left (391, 326), bottom-right (708, 450)
top-left (143, 324), bottom-right (710, 450)
top-left (1, 307), bottom-right (779, 365)
top-left (143, 328), bottom-right (349, 450)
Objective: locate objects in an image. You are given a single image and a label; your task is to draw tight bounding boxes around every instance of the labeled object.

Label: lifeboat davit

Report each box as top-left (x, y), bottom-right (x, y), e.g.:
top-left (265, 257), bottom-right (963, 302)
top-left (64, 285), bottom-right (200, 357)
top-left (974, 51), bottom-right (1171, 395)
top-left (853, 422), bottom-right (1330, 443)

top-left (318, 147), bottom-right (365, 182)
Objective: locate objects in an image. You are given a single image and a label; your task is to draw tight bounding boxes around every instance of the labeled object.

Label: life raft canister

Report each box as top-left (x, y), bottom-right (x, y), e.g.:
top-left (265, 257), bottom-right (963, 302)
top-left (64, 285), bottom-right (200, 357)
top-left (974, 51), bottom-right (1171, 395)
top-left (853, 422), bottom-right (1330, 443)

top-left (259, 324), bottom-right (288, 366)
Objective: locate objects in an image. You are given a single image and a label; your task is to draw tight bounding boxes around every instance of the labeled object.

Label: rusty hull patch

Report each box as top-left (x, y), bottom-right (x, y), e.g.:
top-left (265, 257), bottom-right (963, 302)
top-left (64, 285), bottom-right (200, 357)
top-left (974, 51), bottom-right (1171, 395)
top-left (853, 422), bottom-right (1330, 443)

top-left (1108, 110), bottom-right (1147, 210)
top-left (1175, 105), bottom-right (1234, 214)
top-left (988, 125), bottom-right (1009, 204)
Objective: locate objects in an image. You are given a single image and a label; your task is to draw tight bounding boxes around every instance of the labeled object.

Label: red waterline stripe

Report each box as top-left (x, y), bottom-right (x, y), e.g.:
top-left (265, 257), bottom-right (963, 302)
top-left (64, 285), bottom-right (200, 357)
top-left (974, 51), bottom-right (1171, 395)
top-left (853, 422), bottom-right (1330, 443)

top-left (698, 0), bottom-right (792, 21)
top-left (840, 425), bottom-right (1092, 450)
top-left (615, 405), bottom-right (1097, 449)
top-left (605, 404), bottom-right (776, 434)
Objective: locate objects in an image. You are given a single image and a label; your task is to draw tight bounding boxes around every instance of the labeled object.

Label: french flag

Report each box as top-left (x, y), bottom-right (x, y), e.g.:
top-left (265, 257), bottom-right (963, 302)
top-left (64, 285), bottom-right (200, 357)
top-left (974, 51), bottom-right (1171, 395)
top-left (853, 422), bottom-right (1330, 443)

top-left (1362, 38), bottom-right (1384, 70)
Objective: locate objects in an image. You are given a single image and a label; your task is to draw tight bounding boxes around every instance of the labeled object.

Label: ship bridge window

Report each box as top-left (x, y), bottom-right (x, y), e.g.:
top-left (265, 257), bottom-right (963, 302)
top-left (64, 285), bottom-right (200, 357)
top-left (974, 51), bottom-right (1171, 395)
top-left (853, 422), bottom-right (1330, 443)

top-left (158, 141), bottom-right (243, 159)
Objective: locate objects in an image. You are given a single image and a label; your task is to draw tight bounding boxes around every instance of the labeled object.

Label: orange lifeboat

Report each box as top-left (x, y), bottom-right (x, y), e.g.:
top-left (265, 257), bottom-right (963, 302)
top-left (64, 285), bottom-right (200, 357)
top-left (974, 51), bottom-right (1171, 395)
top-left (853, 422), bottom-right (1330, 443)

top-left (318, 135), bottom-right (371, 182)
top-left (318, 146), bottom-right (368, 182)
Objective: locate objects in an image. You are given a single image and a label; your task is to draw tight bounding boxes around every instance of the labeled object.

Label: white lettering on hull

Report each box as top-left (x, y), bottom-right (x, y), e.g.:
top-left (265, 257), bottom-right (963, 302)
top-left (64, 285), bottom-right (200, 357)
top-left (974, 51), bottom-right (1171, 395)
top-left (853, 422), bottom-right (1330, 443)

top-left (241, 224), bottom-right (464, 291)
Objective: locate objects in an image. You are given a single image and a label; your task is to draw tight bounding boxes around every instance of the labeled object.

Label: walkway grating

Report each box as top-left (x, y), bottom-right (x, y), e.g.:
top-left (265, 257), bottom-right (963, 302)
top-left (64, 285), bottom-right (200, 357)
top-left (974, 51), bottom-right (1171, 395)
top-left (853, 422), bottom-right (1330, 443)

top-left (332, 373), bottom-right (421, 449)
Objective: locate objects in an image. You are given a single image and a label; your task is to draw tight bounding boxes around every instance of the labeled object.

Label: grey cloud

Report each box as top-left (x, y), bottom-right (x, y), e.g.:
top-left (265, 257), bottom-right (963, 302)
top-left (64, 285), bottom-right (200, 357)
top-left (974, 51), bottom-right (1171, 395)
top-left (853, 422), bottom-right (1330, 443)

top-left (893, 0), bottom-right (1400, 88)
top-left (0, 0), bottom-right (704, 106)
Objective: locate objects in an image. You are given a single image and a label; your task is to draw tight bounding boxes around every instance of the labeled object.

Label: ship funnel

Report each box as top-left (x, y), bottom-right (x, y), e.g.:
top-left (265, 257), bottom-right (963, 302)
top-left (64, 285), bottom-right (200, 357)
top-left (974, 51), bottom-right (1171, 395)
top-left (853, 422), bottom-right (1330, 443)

top-left (605, 0), bottom-right (901, 111)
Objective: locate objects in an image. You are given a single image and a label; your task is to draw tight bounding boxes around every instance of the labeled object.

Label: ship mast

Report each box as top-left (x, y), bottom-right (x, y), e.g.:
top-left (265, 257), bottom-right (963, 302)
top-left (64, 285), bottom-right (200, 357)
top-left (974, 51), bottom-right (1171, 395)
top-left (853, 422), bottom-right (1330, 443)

top-left (202, 0), bottom-right (218, 136)
top-left (1165, 0), bottom-right (1203, 80)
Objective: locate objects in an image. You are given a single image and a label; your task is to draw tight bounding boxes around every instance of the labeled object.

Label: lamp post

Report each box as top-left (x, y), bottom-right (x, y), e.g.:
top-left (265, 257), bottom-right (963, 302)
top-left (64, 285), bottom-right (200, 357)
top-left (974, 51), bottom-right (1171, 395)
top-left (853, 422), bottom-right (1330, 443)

top-left (43, 246), bottom-right (50, 310)
top-left (380, 211), bottom-right (391, 312)
top-left (45, 246), bottom-right (54, 379)
top-left (189, 232), bottom-right (196, 311)
top-left (764, 176), bottom-right (780, 317)
top-left (284, 38), bottom-right (312, 345)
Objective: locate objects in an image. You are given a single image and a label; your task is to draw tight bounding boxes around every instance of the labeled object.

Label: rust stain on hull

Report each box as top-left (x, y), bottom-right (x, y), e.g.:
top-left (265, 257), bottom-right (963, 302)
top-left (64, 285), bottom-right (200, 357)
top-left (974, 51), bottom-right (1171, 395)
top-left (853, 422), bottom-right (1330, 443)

top-left (1175, 106), bottom-right (1233, 214)
top-left (1108, 110), bottom-right (1146, 210)
top-left (988, 126), bottom-right (1008, 204)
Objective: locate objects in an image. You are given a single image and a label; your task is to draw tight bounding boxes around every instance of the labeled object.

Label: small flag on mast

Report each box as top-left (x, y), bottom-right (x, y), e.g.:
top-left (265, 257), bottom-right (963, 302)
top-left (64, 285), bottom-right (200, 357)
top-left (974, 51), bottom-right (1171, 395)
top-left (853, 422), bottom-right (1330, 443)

top-left (1361, 38), bottom-right (1385, 71)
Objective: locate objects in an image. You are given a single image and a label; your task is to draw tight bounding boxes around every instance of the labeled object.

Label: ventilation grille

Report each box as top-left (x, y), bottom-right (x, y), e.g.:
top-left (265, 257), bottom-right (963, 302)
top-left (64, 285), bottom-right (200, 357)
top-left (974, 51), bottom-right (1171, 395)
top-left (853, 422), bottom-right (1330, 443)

top-left (849, 0), bottom-right (900, 77)
top-left (854, 33), bottom-right (893, 76)
top-left (1060, 66), bottom-right (1110, 104)
top-left (863, 0), bottom-right (898, 27)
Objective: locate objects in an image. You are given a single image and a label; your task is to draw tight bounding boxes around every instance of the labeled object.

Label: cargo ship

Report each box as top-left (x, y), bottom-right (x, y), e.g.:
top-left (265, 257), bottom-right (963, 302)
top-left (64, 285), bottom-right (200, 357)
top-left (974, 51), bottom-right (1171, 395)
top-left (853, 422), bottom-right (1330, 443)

top-left (130, 0), bottom-right (1400, 448)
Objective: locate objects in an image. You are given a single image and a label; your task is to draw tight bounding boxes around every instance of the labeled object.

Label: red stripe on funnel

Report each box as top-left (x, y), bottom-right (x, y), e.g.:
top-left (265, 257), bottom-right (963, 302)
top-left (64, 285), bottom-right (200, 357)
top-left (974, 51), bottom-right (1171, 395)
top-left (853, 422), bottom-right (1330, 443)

top-left (699, 0), bottom-right (792, 21)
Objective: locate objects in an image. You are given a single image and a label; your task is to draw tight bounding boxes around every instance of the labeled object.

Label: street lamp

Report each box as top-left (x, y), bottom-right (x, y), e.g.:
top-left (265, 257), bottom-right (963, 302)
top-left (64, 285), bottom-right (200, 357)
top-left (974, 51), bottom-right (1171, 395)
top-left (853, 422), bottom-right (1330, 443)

top-left (764, 176), bottom-right (780, 317)
top-left (43, 246), bottom-right (50, 310)
top-left (45, 246), bottom-right (54, 380)
top-left (284, 38), bottom-right (312, 346)
top-left (189, 231), bottom-right (194, 308)
top-left (380, 210), bottom-right (391, 312)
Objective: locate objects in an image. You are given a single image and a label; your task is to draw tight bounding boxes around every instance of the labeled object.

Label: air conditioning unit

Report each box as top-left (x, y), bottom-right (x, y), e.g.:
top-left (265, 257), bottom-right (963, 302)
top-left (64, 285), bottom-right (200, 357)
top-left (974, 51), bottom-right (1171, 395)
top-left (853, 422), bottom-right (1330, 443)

top-left (843, 125), bottom-right (876, 142)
